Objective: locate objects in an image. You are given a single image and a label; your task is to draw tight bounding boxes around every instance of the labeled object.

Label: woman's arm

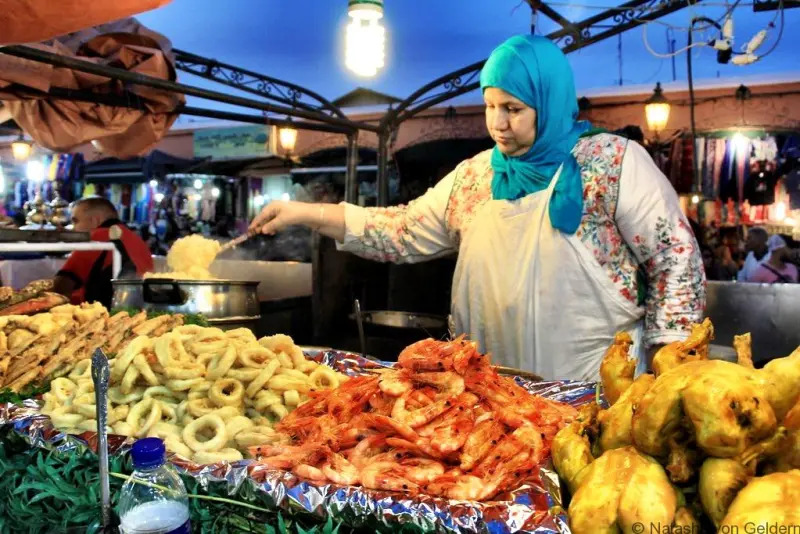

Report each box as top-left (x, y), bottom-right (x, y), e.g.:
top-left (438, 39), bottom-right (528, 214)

top-left (249, 168), bottom-right (458, 263)
top-left (614, 141), bottom-right (707, 348)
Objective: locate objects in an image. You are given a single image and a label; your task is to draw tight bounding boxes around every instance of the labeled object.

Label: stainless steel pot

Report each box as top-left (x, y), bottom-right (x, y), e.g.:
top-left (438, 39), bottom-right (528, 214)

top-left (112, 279), bottom-right (260, 330)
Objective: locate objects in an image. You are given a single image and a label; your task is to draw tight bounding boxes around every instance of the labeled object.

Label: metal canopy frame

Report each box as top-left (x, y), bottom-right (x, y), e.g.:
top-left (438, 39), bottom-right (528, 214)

top-left (1, 0), bottom-right (707, 205)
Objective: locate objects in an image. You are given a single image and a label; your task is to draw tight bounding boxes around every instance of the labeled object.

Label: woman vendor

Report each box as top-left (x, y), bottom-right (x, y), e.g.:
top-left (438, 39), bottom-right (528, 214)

top-left (250, 35), bottom-right (705, 381)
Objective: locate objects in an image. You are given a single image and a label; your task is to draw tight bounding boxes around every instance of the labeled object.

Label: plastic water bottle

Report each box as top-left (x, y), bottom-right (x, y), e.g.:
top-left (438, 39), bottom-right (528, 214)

top-left (118, 437), bottom-right (191, 534)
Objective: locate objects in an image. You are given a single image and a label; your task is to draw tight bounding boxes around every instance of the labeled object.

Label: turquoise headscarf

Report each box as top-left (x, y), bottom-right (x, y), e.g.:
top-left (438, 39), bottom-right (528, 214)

top-left (480, 35), bottom-right (591, 234)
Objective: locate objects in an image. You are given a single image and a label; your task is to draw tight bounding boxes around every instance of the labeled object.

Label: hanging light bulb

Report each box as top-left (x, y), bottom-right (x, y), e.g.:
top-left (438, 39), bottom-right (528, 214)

top-left (732, 132), bottom-right (749, 155)
top-left (644, 82), bottom-right (670, 134)
top-left (154, 193), bottom-right (165, 203)
top-left (212, 187), bottom-right (221, 199)
top-left (11, 134), bottom-right (32, 161)
top-left (193, 179), bottom-right (203, 190)
top-left (691, 194), bottom-right (700, 205)
top-left (345, 0), bottom-right (386, 77)
top-left (149, 179), bottom-right (158, 188)
top-left (26, 160), bottom-right (45, 182)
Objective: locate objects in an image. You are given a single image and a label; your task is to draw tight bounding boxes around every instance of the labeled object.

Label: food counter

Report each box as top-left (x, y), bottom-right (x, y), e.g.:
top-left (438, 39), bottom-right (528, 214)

top-left (0, 284), bottom-right (797, 532)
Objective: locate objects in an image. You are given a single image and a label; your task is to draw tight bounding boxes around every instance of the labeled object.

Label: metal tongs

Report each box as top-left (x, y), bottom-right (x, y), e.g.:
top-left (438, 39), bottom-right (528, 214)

top-left (92, 348), bottom-right (117, 532)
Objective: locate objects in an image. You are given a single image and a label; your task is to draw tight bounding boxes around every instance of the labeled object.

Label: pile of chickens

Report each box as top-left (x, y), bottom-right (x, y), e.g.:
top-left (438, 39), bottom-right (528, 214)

top-left (553, 319), bottom-right (800, 532)
top-left (249, 337), bottom-right (577, 501)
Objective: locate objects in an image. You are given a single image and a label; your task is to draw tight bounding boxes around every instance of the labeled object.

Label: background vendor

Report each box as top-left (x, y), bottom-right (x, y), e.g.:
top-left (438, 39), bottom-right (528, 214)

top-left (52, 197), bottom-right (153, 308)
top-left (250, 35), bottom-right (706, 381)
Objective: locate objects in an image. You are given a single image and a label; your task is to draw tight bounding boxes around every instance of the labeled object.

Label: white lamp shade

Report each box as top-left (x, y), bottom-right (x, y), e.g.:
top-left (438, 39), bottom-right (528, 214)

top-left (345, 2), bottom-right (385, 77)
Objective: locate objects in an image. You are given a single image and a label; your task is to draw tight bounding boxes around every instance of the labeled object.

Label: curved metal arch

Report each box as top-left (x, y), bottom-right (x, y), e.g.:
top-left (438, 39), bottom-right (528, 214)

top-left (382, 0), bottom-right (704, 130)
top-left (173, 49), bottom-right (348, 119)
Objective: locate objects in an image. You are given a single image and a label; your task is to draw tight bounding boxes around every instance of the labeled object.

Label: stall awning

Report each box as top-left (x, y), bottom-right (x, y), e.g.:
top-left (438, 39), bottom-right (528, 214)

top-left (83, 149), bottom-right (204, 183)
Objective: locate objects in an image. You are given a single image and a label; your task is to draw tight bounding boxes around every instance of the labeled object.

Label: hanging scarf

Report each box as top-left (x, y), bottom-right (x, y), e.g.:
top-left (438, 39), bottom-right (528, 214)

top-left (480, 35), bottom-right (591, 233)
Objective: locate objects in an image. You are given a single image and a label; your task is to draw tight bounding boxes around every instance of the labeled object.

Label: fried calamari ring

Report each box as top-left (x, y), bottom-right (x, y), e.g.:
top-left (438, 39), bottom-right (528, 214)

top-left (187, 382), bottom-right (212, 400)
top-left (164, 435), bottom-right (194, 458)
top-left (192, 448), bottom-right (243, 465)
top-left (235, 427), bottom-right (279, 448)
top-left (126, 398), bottom-right (162, 437)
top-left (165, 378), bottom-right (204, 391)
top-left (224, 415), bottom-right (254, 439)
top-left (182, 414), bottom-right (227, 452)
top-left (275, 351), bottom-right (293, 369)
top-left (147, 422), bottom-right (182, 440)
top-left (113, 405), bottom-right (130, 421)
top-left (296, 360), bottom-right (318, 374)
top-left (212, 406), bottom-right (241, 421)
top-left (308, 366), bottom-right (341, 390)
top-left (109, 386), bottom-right (145, 404)
top-left (112, 421), bottom-right (135, 436)
top-left (165, 363), bottom-right (204, 380)
top-left (268, 403), bottom-right (288, 419)
top-left (75, 379), bottom-right (95, 397)
top-left (276, 368), bottom-right (308, 381)
top-left (159, 403), bottom-right (178, 424)
top-left (143, 386), bottom-right (182, 403)
top-left (176, 400), bottom-right (188, 422)
top-left (237, 347), bottom-right (275, 368)
top-left (267, 375), bottom-right (310, 394)
top-left (50, 413), bottom-right (83, 428)
top-left (120, 365), bottom-right (140, 394)
top-left (209, 378), bottom-right (244, 407)
top-left (133, 353), bottom-right (159, 386)
top-left (187, 398), bottom-right (215, 418)
top-left (226, 328), bottom-right (257, 343)
top-left (68, 359), bottom-right (92, 381)
top-left (226, 368), bottom-right (261, 382)
top-left (283, 390), bottom-right (300, 407)
top-left (207, 346), bottom-right (237, 380)
top-left (253, 390), bottom-right (282, 412)
top-left (245, 360), bottom-right (281, 398)
top-left (77, 419), bottom-right (109, 433)
top-left (51, 377), bottom-right (78, 402)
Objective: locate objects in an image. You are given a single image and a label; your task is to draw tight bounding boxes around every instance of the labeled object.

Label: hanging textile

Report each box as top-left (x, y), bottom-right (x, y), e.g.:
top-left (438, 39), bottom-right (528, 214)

top-left (720, 139), bottom-right (737, 201)
top-left (713, 138), bottom-right (726, 199)
top-left (695, 137), bottom-right (706, 194)
top-left (745, 160), bottom-right (778, 206)
top-left (702, 137), bottom-right (716, 199)
top-left (669, 138), bottom-right (682, 188)
top-left (736, 141), bottom-right (750, 203)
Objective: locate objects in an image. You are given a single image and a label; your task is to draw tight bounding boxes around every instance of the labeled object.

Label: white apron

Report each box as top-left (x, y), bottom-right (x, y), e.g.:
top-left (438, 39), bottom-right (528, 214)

top-left (451, 166), bottom-right (645, 381)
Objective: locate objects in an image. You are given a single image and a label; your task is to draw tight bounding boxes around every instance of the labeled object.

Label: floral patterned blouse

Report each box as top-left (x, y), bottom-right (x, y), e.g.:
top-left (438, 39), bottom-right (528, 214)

top-left (339, 133), bottom-right (706, 347)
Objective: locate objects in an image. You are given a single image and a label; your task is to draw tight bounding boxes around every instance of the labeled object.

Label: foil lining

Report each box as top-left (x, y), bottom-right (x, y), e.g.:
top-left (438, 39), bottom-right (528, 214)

top-left (0, 350), bottom-right (597, 534)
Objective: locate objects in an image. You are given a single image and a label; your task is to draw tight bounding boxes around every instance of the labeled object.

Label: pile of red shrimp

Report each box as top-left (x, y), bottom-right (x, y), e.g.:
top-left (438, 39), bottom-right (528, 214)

top-left (250, 337), bottom-right (577, 501)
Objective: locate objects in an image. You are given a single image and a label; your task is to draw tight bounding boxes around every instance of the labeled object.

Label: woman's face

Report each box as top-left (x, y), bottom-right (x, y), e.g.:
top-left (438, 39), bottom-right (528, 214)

top-left (484, 87), bottom-right (537, 157)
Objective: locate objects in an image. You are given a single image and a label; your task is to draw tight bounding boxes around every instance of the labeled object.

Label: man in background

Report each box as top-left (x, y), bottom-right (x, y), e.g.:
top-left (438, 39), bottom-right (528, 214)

top-left (52, 197), bottom-right (153, 307)
top-left (738, 227), bottom-right (784, 282)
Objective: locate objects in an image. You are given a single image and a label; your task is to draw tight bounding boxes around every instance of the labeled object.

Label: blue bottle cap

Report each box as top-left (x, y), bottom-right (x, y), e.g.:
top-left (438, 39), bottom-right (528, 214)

top-left (131, 437), bottom-right (166, 469)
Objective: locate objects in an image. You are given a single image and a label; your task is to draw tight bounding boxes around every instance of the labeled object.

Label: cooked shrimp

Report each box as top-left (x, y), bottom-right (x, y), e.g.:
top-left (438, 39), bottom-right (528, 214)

top-left (349, 413), bottom-right (419, 442)
top-left (360, 461), bottom-right (419, 494)
top-left (322, 452), bottom-right (361, 485)
top-left (413, 371), bottom-right (465, 399)
top-left (378, 369), bottom-right (413, 397)
top-left (250, 444), bottom-right (328, 470)
top-left (395, 457), bottom-right (445, 484)
top-left (460, 419), bottom-right (506, 471)
top-left (292, 463), bottom-right (327, 482)
top-left (426, 473), bottom-right (498, 501)
top-left (391, 394), bottom-right (453, 428)
top-left (349, 434), bottom-right (391, 468)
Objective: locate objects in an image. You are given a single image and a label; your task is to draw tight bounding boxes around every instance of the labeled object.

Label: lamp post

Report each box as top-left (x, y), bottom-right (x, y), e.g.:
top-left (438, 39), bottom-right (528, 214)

top-left (345, 0), bottom-right (386, 77)
top-left (644, 82), bottom-right (671, 137)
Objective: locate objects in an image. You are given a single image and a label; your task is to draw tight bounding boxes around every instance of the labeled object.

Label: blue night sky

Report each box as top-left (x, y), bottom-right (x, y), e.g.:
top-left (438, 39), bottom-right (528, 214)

top-left (136, 0), bottom-right (799, 114)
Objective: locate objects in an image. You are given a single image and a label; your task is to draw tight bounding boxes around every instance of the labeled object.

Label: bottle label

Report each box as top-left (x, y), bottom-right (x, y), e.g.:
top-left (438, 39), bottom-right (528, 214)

top-left (120, 518), bottom-right (191, 534)
top-left (166, 519), bottom-right (191, 534)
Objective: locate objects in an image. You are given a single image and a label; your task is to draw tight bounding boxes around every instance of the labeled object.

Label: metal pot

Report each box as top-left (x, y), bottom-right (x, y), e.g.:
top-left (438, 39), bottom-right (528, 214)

top-left (112, 279), bottom-right (260, 330)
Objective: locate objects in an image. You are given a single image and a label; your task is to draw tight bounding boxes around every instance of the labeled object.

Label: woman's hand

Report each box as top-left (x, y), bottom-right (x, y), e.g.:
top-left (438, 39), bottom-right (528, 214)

top-left (248, 201), bottom-right (347, 242)
top-left (248, 201), bottom-right (315, 235)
